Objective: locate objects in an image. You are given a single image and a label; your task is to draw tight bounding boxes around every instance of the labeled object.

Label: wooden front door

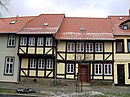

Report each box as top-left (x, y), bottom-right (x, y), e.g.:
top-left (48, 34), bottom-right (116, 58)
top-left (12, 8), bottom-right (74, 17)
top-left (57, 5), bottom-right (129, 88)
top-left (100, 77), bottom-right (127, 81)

top-left (80, 65), bottom-right (90, 83)
top-left (117, 64), bottom-right (125, 85)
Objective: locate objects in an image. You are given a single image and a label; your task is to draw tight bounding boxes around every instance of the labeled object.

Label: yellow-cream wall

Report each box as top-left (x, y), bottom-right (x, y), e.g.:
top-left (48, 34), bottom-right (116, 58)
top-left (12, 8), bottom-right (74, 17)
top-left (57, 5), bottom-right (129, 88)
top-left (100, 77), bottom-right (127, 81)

top-left (57, 41), bottom-right (66, 52)
top-left (19, 47), bottom-right (53, 54)
top-left (114, 36), bottom-right (130, 84)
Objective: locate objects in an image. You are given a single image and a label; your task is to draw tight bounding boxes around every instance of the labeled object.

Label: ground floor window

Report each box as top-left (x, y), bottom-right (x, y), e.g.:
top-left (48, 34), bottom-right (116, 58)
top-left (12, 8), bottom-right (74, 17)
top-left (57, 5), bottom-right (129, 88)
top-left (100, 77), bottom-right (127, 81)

top-left (66, 63), bottom-right (74, 73)
top-left (104, 64), bottom-right (112, 75)
top-left (38, 59), bottom-right (45, 69)
top-left (95, 64), bottom-right (102, 75)
top-left (29, 58), bottom-right (53, 69)
top-left (30, 59), bottom-right (36, 68)
top-left (4, 57), bottom-right (15, 75)
top-left (46, 59), bottom-right (53, 69)
top-left (95, 63), bottom-right (112, 75)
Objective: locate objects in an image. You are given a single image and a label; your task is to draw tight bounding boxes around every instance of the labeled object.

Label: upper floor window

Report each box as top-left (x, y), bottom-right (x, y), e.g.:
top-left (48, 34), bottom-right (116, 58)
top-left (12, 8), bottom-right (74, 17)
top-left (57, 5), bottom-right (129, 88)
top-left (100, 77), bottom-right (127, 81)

top-left (4, 57), bottom-right (14, 75)
top-left (66, 63), bottom-right (74, 73)
top-left (30, 59), bottom-right (36, 68)
top-left (7, 35), bottom-right (15, 47)
top-left (37, 37), bottom-right (44, 46)
top-left (76, 42), bottom-right (84, 52)
top-left (67, 42), bottom-right (75, 52)
top-left (127, 40), bottom-right (130, 52)
top-left (104, 64), bottom-right (112, 75)
top-left (38, 59), bottom-right (44, 69)
top-left (95, 64), bottom-right (102, 75)
top-left (46, 37), bottom-right (53, 46)
top-left (86, 43), bottom-right (93, 52)
top-left (116, 39), bottom-right (124, 53)
top-left (123, 25), bottom-right (128, 30)
top-left (20, 37), bottom-right (27, 46)
top-left (95, 43), bottom-right (103, 52)
top-left (46, 59), bottom-right (53, 69)
top-left (29, 37), bottom-right (35, 46)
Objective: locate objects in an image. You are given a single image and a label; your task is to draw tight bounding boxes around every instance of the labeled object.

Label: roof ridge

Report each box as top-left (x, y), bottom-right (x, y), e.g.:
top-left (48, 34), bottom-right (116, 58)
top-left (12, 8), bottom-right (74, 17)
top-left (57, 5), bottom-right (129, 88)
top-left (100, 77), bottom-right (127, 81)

top-left (65, 17), bottom-right (109, 19)
top-left (39, 13), bottom-right (65, 16)
top-left (0, 16), bottom-right (36, 19)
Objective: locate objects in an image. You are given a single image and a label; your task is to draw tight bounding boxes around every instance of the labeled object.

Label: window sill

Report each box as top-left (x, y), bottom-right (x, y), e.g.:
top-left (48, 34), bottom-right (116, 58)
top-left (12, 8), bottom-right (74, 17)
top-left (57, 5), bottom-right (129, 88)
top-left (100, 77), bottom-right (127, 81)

top-left (4, 74), bottom-right (13, 76)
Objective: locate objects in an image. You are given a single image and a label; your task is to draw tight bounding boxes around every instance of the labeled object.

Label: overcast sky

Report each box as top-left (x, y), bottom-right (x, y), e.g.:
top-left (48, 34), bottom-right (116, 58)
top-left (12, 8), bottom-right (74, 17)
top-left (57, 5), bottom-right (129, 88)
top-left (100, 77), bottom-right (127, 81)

top-left (1, 0), bottom-right (130, 18)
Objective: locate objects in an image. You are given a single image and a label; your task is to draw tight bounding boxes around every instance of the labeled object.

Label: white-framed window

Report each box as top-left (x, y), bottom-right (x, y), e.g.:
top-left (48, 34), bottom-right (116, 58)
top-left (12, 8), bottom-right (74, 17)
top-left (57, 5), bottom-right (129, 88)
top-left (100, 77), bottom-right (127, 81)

top-left (67, 63), bottom-right (74, 73)
top-left (67, 42), bottom-right (75, 52)
top-left (46, 37), bottom-right (53, 46)
top-left (38, 59), bottom-right (44, 69)
top-left (95, 43), bottom-right (103, 52)
top-left (8, 35), bottom-right (15, 47)
top-left (95, 64), bottom-right (102, 75)
top-left (46, 59), bottom-right (53, 69)
top-left (86, 43), bottom-right (93, 52)
top-left (77, 42), bottom-right (84, 52)
top-left (20, 37), bottom-right (27, 46)
top-left (4, 57), bottom-right (14, 75)
top-left (37, 37), bottom-right (44, 46)
top-left (104, 64), bottom-right (112, 75)
top-left (29, 37), bottom-right (35, 46)
top-left (30, 59), bottom-right (36, 68)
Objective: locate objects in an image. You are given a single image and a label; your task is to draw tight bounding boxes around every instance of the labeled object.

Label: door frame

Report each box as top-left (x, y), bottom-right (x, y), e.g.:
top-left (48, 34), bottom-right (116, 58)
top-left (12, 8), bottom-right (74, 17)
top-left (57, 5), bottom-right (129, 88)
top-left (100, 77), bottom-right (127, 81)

top-left (79, 63), bottom-right (90, 83)
top-left (117, 64), bottom-right (125, 85)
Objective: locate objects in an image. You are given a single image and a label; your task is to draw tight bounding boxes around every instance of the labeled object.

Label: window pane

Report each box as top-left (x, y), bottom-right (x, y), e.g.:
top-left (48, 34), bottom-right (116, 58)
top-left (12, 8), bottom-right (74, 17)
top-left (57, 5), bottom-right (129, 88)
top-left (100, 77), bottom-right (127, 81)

top-left (46, 59), bottom-right (53, 69)
top-left (46, 38), bottom-right (53, 46)
top-left (20, 37), bottom-right (27, 46)
top-left (37, 37), bottom-right (44, 46)
top-left (104, 64), bottom-right (112, 75)
top-left (29, 37), bottom-right (35, 46)
top-left (67, 64), bottom-right (74, 73)
top-left (5, 57), bottom-right (14, 75)
top-left (116, 40), bottom-right (124, 52)
top-left (38, 59), bottom-right (44, 68)
top-left (95, 43), bottom-right (103, 52)
top-left (77, 42), bottom-right (84, 52)
top-left (30, 59), bottom-right (36, 68)
top-left (95, 64), bottom-right (102, 75)
top-left (128, 41), bottom-right (130, 52)
top-left (86, 43), bottom-right (93, 52)
top-left (8, 35), bottom-right (15, 47)
top-left (67, 42), bottom-right (75, 52)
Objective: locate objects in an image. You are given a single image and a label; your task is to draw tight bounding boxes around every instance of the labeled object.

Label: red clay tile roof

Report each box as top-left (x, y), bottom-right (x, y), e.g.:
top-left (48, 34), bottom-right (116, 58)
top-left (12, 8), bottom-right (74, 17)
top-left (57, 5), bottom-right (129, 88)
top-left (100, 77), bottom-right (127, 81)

top-left (0, 16), bottom-right (35, 33)
top-left (109, 16), bottom-right (130, 35)
top-left (19, 14), bottom-right (65, 34)
top-left (56, 17), bottom-right (115, 40)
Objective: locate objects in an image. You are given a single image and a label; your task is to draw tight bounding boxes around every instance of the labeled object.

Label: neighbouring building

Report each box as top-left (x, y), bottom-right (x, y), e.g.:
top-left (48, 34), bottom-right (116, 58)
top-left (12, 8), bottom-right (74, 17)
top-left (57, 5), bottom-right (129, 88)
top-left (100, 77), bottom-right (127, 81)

top-left (0, 10), bottom-right (130, 85)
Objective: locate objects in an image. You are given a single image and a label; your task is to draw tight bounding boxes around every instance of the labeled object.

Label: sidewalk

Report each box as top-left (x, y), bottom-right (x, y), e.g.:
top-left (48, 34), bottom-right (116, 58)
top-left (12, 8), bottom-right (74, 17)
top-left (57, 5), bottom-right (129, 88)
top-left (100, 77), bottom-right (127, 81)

top-left (0, 79), bottom-right (130, 97)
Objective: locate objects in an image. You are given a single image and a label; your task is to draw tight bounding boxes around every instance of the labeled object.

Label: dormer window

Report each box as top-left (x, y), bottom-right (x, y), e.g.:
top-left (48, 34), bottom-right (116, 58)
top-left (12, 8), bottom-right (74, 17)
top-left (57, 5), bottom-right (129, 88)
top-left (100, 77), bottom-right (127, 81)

top-left (123, 25), bottom-right (128, 30)
top-left (80, 27), bottom-right (86, 31)
top-left (10, 20), bottom-right (17, 24)
top-left (43, 22), bottom-right (48, 26)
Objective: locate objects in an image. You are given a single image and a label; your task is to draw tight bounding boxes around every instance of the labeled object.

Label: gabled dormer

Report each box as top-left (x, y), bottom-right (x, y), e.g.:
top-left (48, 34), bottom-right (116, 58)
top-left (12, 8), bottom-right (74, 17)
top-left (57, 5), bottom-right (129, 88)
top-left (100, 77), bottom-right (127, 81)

top-left (119, 10), bottom-right (130, 30)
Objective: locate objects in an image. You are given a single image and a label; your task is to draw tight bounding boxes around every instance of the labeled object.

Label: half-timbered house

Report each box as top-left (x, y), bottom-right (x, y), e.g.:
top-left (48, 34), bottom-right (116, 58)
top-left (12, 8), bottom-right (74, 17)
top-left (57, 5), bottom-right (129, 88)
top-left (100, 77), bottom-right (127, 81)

top-left (55, 17), bottom-right (115, 83)
top-left (1, 10), bottom-right (130, 85)
top-left (17, 14), bottom-right (64, 80)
